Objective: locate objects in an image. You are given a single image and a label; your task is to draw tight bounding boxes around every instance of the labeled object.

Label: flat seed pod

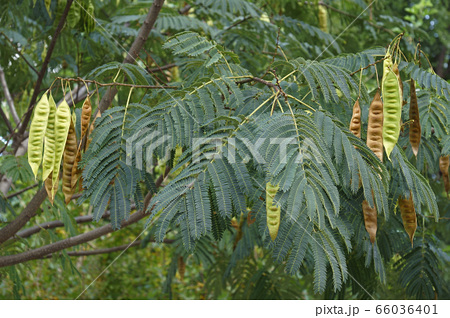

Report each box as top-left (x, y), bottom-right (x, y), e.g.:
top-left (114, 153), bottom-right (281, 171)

top-left (51, 100), bottom-right (71, 198)
top-left (349, 98), bottom-right (361, 138)
top-left (28, 93), bottom-right (50, 178)
top-left (409, 79), bottom-right (421, 157)
top-left (393, 64), bottom-right (403, 104)
top-left (41, 94), bottom-right (57, 181)
top-left (362, 197), bottom-right (377, 244)
top-left (45, 172), bottom-right (58, 205)
top-left (318, 5), bottom-right (328, 33)
top-left (71, 151), bottom-right (82, 189)
top-left (266, 182), bottom-right (280, 241)
top-left (398, 192), bottom-right (417, 246)
top-left (382, 53), bottom-right (402, 159)
top-left (177, 256), bottom-right (185, 281)
top-left (366, 90), bottom-right (384, 162)
top-left (62, 118), bottom-right (77, 204)
top-left (439, 155), bottom-right (450, 195)
top-left (80, 96), bottom-right (92, 141)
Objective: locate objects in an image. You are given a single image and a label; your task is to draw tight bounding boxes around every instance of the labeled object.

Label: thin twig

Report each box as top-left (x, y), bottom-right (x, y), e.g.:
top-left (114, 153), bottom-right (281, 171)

top-left (302, 1), bottom-right (395, 35)
top-left (0, 32), bottom-right (39, 75)
top-left (52, 77), bottom-right (177, 90)
top-left (349, 57), bottom-right (387, 76)
top-left (0, 107), bottom-right (14, 133)
top-left (236, 76), bottom-right (277, 88)
top-left (6, 183), bottom-right (39, 199)
top-left (224, 16), bottom-right (252, 31)
top-left (13, 210), bottom-right (114, 240)
top-left (41, 239), bottom-right (174, 258)
top-left (0, 66), bottom-right (20, 125)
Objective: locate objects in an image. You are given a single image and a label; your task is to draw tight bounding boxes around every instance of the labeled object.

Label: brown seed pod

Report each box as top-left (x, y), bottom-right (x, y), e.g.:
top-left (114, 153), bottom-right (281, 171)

top-left (362, 197), bottom-right (377, 244)
top-left (62, 119), bottom-right (77, 204)
top-left (71, 151), bottom-right (82, 189)
top-left (409, 79), bottom-right (421, 157)
top-left (393, 64), bottom-right (403, 104)
top-left (366, 90), bottom-right (384, 162)
top-left (349, 98), bottom-right (361, 138)
top-left (177, 256), bottom-right (186, 281)
top-left (80, 96), bottom-right (92, 141)
top-left (45, 172), bottom-right (58, 205)
top-left (398, 192), bottom-right (417, 246)
top-left (439, 155), bottom-right (450, 195)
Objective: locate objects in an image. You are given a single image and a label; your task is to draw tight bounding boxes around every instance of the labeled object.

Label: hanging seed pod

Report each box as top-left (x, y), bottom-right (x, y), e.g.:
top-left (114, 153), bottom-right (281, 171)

top-left (51, 100), bottom-right (71, 198)
top-left (382, 52), bottom-right (402, 159)
top-left (439, 155), bottom-right (450, 195)
top-left (393, 63), bottom-right (406, 132)
top-left (177, 256), bottom-right (186, 281)
top-left (80, 96), bottom-right (92, 141)
top-left (393, 64), bottom-right (403, 104)
top-left (362, 196), bottom-right (377, 244)
top-left (28, 93), bottom-right (50, 179)
top-left (318, 4), bottom-right (328, 33)
top-left (71, 151), bottom-right (82, 189)
top-left (349, 98), bottom-right (361, 138)
top-left (398, 192), bottom-right (417, 246)
top-left (42, 94), bottom-right (57, 181)
top-left (62, 118), bottom-right (77, 204)
top-left (45, 172), bottom-right (58, 205)
top-left (409, 79), bottom-right (421, 157)
top-left (266, 182), bottom-right (280, 241)
top-left (366, 90), bottom-right (384, 162)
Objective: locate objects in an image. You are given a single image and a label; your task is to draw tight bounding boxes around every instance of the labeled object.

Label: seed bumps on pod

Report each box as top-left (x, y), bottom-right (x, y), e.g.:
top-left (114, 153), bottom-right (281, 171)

top-left (382, 52), bottom-right (402, 159)
top-left (28, 93), bottom-right (50, 178)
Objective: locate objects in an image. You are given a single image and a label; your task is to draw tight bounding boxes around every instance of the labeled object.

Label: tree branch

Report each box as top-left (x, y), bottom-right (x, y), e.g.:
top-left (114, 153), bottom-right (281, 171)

top-left (0, 209), bottom-right (146, 267)
top-left (0, 66), bottom-right (20, 125)
top-left (12, 210), bottom-right (113, 240)
top-left (0, 166), bottom-right (171, 267)
top-left (147, 63), bottom-right (177, 74)
top-left (236, 77), bottom-right (277, 88)
top-left (98, 0), bottom-right (165, 113)
top-left (41, 239), bottom-right (174, 258)
top-left (0, 106), bottom-right (14, 133)
top-left (0, 32), bottom-right (39, 76)
top-left (53, 77), bottom-right (176, 90)
top-left (6, 183), bottom-right (39, 199)
top-left (0, 186), bottom-right (48, 245)
top-left (302, 1), bottom-right (394, 35)
top-left (17, 0), bottom-right (74, 137)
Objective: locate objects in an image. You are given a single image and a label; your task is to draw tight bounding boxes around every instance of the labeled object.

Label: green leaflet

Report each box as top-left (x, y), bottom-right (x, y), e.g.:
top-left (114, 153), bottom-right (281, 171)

top-left (42, 94), bottom-right (57, 181)
top-left (382, 53), bottom-right (402, 159)
top-left (66, 1), bottom-right (80, 28)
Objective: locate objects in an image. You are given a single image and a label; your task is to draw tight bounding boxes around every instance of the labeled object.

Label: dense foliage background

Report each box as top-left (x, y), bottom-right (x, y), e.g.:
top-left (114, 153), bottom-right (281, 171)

top-left (0, 0), bottom-right (449, 299)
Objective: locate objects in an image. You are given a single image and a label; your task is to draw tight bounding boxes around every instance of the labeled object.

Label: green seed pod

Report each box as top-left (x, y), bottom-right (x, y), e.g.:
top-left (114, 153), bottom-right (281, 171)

top-left (50, 100), bottom-right (71, 199)
top-left (28, 93), bottom-right (50, 179)
top-left (382, 52), bottom-right (402, 159)
top-left (42, 94), bottom-right (57, 181)
top-left (266, 182), bottom-right (280, 241)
